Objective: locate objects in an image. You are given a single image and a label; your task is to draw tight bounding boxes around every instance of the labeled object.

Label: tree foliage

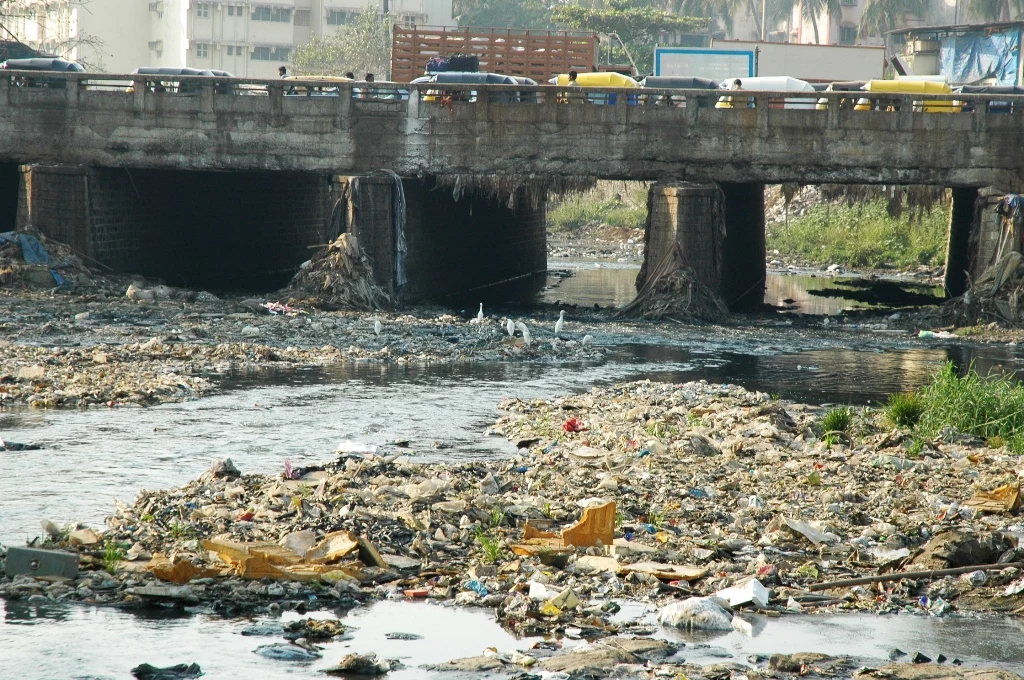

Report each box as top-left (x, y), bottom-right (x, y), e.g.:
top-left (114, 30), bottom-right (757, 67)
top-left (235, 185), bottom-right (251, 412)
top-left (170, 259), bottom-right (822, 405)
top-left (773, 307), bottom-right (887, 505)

top-left (859, 0), bottom-right (928, 39)
top-left (454, 0), bottom-right (555, 29)
top-left (799, 0), bottom-right (842, 44)
top-left (292, 10), bottom-right (392, 77)
top-left (552, 0), bottom-right (706, 44)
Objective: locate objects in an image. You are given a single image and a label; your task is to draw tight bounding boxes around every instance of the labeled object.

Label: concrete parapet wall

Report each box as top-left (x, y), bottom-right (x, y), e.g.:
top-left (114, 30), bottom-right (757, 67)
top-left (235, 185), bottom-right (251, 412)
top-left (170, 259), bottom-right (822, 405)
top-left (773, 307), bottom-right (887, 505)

top-left (1, 77), bottom-right (1023, 188)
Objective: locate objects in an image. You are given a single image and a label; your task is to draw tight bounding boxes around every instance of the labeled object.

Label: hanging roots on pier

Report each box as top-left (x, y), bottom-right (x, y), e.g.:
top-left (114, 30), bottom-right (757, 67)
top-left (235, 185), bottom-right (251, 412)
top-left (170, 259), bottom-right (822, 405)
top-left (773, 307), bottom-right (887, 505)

top-left (433, 174), bottom-right (596, 210)
top-left (281, 233), bottom-right (391, 311)
top-left (616, 241), bottom-right (728, 322)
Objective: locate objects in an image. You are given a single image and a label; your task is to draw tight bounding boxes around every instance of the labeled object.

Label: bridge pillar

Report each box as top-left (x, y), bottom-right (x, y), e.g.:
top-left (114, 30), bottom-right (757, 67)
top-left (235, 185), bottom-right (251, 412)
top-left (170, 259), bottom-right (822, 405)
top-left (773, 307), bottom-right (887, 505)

top-left (639, 183), bottom-right (723, 293)
top-left (719, 182), bottom-right (767, 311)
top-left (342, 175), bottom-right (547, 303)
top-left (944, 187), bottom-right (979, 297)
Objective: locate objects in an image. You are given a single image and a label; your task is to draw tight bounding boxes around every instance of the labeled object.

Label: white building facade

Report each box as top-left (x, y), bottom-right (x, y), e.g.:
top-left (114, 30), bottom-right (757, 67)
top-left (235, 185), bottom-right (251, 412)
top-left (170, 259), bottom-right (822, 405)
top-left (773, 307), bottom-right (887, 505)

top-left (1, 0), bottom-right (453, 77)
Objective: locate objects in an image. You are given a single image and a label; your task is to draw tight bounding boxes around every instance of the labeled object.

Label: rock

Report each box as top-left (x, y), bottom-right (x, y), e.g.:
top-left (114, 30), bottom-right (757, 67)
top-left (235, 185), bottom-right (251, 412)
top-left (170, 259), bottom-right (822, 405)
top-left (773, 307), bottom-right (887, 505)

top-left (657, 596), bottom-right (733, 630)
top-left (68, 528), bottom-right (102, 546)
top-left (126, 283), bottom-right (156, 301)
top-left (539, 645), bottom-right (633, 674)
top-left (322, 653), bottom-right (390, 675)
top-left (16, 365), bottom-right (44, 380)
top-left (385, 632), bottom-right (423, 640)
top-left (427, 655), bottom-right (504, 673)
top-left (252, 643), bottom-right (322, 661)
top-left (131, 662), bottom-right (203, 680)
top-left (869, 664), bottom-right (1024, 680)
top-left (205, 458), bottom-right (241, 480)
top-left (240, 325), bottom-right (261, 337)
top-left (769, 652), bottom-right (833, 672)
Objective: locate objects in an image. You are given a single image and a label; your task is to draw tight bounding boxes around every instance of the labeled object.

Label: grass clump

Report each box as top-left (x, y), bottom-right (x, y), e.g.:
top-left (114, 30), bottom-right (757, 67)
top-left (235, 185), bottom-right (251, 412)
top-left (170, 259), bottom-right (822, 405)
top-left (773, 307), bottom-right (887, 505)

top-left (475, 527), bottom-right (504, 564)
top-left (821, 406), bottom-right (853, 437)
top-left (916, 361), bottom-right (1024, 453)
top-left (884, 392), bottom-right (925, 428)
top-left (767, 199), bottom-right (948, 268)
top-left (102, 540), bottom-right (126, 574)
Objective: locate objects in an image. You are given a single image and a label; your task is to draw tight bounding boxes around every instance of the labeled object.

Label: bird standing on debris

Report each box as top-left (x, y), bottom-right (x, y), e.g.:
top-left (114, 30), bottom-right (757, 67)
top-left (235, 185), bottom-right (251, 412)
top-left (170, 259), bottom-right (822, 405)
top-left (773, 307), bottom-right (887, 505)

top-left (554, 310), bottom-right (565, 337)
top-left (515, 321), bottom-right (532, 346)
top-left (374, 315), bottom-right (382, 336)
top-left (506, 318), bottom-right (515, 337)
top-left (476, 303), bottom-right (484, 323)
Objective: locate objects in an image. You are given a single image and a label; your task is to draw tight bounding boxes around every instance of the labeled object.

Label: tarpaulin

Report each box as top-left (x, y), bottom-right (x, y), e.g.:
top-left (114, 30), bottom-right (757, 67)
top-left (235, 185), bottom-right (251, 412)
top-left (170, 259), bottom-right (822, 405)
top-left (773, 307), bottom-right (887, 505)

top-left (0, 231), bottom-right (68, 285)
top-left (939, 29), bottom-right (1021, 86)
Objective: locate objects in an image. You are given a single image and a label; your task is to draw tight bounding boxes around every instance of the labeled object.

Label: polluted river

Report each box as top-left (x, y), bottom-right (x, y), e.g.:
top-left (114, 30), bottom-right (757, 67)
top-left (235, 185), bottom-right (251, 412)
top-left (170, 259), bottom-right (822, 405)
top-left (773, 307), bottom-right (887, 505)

top-left (3, 263), bottom-right (1024, 679)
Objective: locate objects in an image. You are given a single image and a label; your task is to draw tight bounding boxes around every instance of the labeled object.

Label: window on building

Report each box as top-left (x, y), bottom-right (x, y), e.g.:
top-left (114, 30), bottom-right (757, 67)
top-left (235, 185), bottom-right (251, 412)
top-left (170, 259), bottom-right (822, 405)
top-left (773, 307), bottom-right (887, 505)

top-left (194, 42), bottom-right (209, 57)
top-left (195, 2), bottom-right (210, 18)
top-left (294, 9), bottom-right (310, 26)
top-left (252, 6), bottom-right (291, 22)
top-left (400, 14), bottom-right (420, 27)
top-left (326, 9), bottom-right (350, 25)
top-left (228, 5), bottom-right (236, 15)
top-left (838, 24), bottom-right (858, 45)
top-left (251, 45), bottom-right (290, 60)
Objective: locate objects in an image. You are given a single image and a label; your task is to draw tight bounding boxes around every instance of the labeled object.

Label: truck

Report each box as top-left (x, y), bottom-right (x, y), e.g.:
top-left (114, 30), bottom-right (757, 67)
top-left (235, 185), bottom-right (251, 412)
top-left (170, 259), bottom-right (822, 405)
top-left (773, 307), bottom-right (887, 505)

top-left (390, 25), bottom-right (598, 84)
top-left (654, 40), bottom-right (885, 83)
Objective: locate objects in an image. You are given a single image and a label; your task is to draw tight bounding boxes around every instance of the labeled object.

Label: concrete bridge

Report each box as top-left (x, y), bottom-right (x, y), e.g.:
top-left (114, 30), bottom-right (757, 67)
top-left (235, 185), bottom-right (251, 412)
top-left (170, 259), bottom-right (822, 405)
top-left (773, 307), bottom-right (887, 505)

top-left (1, 72), bottom-right (1023, 187)
top-left (2, 71), bottom-right (1021, 307)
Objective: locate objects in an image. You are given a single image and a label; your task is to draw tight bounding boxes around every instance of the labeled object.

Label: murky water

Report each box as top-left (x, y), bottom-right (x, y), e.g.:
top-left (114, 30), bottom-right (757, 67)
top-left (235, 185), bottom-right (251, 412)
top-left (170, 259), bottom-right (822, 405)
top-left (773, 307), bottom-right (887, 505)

top-left (2, 264), bottom-right (1024, 676)
top-left (3, 598), bottom-right (1023, 679)
top-left (541, 259), bottom-right (945, 315)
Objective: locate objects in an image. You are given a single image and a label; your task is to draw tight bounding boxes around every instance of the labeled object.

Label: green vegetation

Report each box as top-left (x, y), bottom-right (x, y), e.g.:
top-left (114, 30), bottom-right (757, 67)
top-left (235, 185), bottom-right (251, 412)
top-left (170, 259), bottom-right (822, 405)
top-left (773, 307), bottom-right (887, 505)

top-left (475, 527), bottom-right (504, 564)
top-left (292, 9), bottom-right (391, 77)
top-left (103, 540), bottom-right (126, 574)
top-left (884, 392), bottom-right (925, 428)
top-left (766, 199), bottom-right (948, 269)
top-left (168, 521), bottom-right (194, 539)
top-left (456, 0), bottom-right (555, 29)
top-left (489, 506), bottom-right (504, 529)
top-left (914, 361), bottom-right (1024, 453)
top-left (548, 185), bottom-right (647, 233)
top-left (821, 406), bottom-right (853, 437)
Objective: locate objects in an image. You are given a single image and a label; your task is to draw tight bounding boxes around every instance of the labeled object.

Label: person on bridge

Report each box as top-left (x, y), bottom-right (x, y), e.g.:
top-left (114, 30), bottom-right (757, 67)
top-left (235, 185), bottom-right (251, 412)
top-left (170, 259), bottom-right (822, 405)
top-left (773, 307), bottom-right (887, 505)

top-left (567, 69), bottom-right (586, 104)
top-left (278, 65), bottom-right (288, 78)
top-left (345, 72), bottom-right (355, 80)
top-left (362, 73), bottom-right (375, 99)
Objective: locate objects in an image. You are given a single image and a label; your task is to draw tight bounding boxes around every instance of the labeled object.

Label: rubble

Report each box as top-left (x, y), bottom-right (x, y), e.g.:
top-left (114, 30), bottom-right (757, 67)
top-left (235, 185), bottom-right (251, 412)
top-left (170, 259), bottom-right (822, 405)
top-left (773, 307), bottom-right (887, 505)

top-left (617, 242), bottom-right (728, 321)
top-left (281, 234), bottom-right (392, 311)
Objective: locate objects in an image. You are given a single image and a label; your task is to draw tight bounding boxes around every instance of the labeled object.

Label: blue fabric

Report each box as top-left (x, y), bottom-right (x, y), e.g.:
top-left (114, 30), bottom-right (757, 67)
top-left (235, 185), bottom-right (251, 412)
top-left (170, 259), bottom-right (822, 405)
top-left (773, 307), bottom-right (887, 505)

top-left (939, 29), bottom-right (1021, 86)
top-left (1, 231), bottom-right (69, 285)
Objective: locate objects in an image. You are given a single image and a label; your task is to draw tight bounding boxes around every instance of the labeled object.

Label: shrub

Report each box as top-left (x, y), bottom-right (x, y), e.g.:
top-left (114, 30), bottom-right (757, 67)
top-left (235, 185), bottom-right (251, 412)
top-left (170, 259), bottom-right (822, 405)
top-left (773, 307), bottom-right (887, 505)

top-left (884, 392), bottom-right (925, 428)
top-left (917, 361), bottom-right (1024, 453)
top-left (820, 406), bottom-right (852, 437)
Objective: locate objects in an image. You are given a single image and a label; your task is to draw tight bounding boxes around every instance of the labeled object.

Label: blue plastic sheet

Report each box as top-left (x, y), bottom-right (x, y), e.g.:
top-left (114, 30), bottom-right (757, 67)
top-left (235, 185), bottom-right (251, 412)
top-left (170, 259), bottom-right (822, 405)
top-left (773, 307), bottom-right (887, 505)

top-left (0, 230), bottom-right (68, 285)
top-left (939, 29), bottom-right (1021, 86)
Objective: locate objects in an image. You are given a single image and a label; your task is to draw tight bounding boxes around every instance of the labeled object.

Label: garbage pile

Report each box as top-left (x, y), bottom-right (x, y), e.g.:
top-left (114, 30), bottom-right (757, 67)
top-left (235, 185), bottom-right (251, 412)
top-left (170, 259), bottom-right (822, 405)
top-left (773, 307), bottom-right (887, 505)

top-left (618, 242), bottom-right (727, 321)
top-left (5, 380), bottom-right (1023, 636)
top-left (942, 251), bottom-right (1024, 326)
top-left (0, 229), bottom-right (89, 289)
top-left (282, 234), bottom-right (391, 311)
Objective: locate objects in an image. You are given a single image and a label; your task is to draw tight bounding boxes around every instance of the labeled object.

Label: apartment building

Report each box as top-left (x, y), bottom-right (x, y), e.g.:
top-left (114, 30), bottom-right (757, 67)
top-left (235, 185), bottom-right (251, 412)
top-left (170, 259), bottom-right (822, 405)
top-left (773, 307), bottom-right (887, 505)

top-left (0, 0), bottom-right (453, 77)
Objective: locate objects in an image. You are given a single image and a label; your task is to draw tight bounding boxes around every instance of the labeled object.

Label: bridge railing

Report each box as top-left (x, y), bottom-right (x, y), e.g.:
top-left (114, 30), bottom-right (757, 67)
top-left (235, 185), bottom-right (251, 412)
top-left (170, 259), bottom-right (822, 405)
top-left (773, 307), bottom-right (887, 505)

top-left (3, 70), bottom-right (1024, 116)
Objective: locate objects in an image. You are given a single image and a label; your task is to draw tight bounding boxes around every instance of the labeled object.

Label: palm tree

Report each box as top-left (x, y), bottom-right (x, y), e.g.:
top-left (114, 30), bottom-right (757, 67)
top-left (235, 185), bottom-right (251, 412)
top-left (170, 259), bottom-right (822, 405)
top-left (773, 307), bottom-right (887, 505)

top-left (859, 0), bottom-right (928, 40)
top-left (674, 0), bottom-right (757, 38)
top-left (966, 0), bottom-right (1024, 21)
top-left (799, 0), bottom-right (842, 44)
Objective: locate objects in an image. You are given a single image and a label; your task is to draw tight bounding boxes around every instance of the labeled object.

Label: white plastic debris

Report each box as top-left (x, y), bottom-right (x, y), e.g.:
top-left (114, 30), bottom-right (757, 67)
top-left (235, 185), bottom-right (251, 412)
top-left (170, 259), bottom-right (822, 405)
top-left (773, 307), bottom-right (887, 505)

top-left (657, 596), bottom-right (733, 630)
top-left (715, 577), bottom-right (769, 609)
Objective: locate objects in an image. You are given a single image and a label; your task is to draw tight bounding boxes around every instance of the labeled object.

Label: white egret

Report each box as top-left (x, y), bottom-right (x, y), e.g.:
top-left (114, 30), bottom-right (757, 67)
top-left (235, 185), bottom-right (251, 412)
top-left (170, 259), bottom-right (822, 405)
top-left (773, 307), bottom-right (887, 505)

top-left (582, 334), bottom-right (594, 347)
top-left (506, 318), bottom-right (515, 337)
top-left (515, 321), bottom-right (532, 346)
top-left (476, 303), bottom-right (484, 323)
top-left (554, 310), bottom-right (565, 337)
top-left (374, 315), bottom-right (382, 336)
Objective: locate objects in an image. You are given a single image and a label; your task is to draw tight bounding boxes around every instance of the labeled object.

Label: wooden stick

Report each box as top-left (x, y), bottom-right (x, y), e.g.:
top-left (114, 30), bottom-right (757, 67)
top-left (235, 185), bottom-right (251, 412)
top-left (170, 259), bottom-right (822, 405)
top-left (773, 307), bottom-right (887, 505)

top-left (807, 562), bottom-right (1023, 591)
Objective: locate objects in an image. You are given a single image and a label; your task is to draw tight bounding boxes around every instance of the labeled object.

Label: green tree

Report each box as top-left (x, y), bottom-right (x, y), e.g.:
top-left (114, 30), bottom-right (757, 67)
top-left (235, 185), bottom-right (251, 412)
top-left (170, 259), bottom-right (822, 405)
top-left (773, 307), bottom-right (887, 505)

top-left (859, 0), bottom-right (927, 39)
top-left (292, 9), bottom-right (392, 77)
top-left (553, 0), bottom-right (707, 73)
top-left (799, 0), bottom-right (842, 44)
top-left (967, 0), bottom-right (1024, 21)
top-left (674, 0), bottom-right (757, 38)
top-left (454, 0), bottom-right (554, 29)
